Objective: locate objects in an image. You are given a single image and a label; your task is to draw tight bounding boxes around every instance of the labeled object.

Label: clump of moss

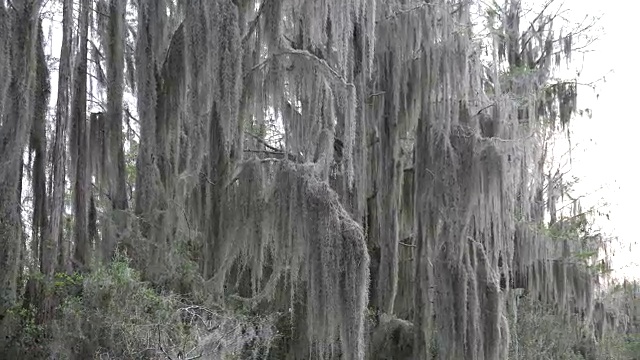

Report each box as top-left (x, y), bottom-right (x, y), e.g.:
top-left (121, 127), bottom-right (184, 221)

top-left (368, 313), bottom-right (414, 360)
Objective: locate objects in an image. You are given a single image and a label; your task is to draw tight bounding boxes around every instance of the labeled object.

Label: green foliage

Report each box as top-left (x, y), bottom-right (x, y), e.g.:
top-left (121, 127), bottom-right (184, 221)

top-left (542, 212), bottom-right (590, 243)
top-left (574, 250), bottom-right (598, 263)
top-left (51, 271), bottom-right (83, 296)
top-left (510, 296), bottom-right (583, 359)
top-left (4, 304), bottom-right (46, 356)
top-left (510, 295), bottom-right (634, 360)
top-left (596, 333), bottom-right (636, 360)
top-left (623, 334), bottom-right (640, 359)
top-left (502, 65), bottom-right (537, 82)
top-left (587, 260), bottom-right (613, 276)
top-left (48, 256), bottom-right (193, 359)
top-left (0, 255), bottom-right (275, 359)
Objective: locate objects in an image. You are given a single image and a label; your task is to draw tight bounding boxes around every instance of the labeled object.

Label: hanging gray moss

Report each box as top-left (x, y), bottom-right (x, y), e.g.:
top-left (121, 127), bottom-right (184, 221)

top-left (402, 0), bottom-right (598, 358)
top-left (0, 3), bottom-right (10, 117)
top-left (116, 1), bottom-right (606, 358)
top-left (368, 313), bottom-right (414, 360)
top-left (0, 0), bottom-right (617, 357)
top-left (212, 159), bottom-right (370, 359)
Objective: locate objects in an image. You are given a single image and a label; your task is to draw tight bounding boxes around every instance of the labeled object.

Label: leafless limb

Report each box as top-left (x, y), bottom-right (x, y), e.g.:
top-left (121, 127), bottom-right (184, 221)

top-left (244, 130), bottom-right (281, 152)
top-left (245, 43), bottom-right (354, 91)
top-left (242, 0), bottom-right (271, 46)
top-left (399, 234), bottom-right (416, 248)
top-left (245, 131), bottom-right (301, 162)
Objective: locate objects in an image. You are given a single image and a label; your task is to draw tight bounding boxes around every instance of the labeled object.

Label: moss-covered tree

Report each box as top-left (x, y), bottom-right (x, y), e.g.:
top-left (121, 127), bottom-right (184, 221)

top-left (0, 0), bottom-right (635, 359)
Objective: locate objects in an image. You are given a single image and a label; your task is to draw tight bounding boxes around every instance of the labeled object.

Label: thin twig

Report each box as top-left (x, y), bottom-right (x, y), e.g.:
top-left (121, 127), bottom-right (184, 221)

top-left (399, 233), bottom-right (416, 248)
top-left (244, 149), bottom-right (285, 156)
top-left (367, 91), bottom-right (386, 99)
top-left (213, 324), bottom-right (243, 352)
top-left (282, 47), bottom-right (353, 88)
top-left (6, 0), bottom-right (17, 12)
top-left (124, 107), bottom-right (141, 139)
top-left (379, 3), bottom-right (428, 23)
top-left (474, 103), bottom-right (496, 117)
top-left (377, 2), bottom-right (465, 25)
top-left (157, 324), bottom-right (174, 360)
top-left (244, 149), bottom-right (300, 162)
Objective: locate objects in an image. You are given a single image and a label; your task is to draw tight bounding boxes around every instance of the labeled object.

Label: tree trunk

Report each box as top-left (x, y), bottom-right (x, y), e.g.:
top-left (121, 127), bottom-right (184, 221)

top-left (102, 0), bottom-right (129, 262)
top-left (31, 20), bottom-right (50, 273)
top-left (134, 0), bottom-right (163, 277)
top-left (0, 0), bottom-right (43, 345)
top-left (48, 0), bottom-right (73, 275)
top-left (0, 2), bottom-right (10, 120)
top-left (71, 0), bottom-right (92, 271)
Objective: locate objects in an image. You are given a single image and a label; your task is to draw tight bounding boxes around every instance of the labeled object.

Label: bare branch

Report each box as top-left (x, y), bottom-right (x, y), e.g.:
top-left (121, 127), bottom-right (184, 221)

top-left (244, 131), bottom-right (301, 162)
top-left (244, 130), bottom-right (281, 152)
top-left (241, 0), bottom-right (271, 46)
top-left (245, 42), bottom-right (354, 91)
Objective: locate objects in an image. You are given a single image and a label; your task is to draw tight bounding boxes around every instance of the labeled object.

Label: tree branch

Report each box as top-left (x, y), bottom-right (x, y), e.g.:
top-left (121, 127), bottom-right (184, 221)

top-left (241, 0), bottom-right (271, 47)
top-left (244, 130), bottom-right (281, 152)
top-left (244, 131), bottom-right (300, 162)
top-left (245, 43), bottom-right (354, 91)
top-left (399, 234), bottom-right (416, 248)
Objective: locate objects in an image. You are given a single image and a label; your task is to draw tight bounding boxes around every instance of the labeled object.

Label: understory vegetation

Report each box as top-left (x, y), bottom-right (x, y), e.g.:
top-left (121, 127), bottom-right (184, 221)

top-left (0, 0), bottom-right (638, 359)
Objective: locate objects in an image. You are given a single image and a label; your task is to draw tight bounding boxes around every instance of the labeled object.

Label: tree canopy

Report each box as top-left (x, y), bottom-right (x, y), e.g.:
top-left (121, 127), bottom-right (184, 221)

top-left (0, 0), bottom-right (637, 359)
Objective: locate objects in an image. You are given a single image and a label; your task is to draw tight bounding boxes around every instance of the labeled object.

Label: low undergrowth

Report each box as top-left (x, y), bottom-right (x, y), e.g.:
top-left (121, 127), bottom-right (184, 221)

top-left (3, 256), bottom-right (277, 359)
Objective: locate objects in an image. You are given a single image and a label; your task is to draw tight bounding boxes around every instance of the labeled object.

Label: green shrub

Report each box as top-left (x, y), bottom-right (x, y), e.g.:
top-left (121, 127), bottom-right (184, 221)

top-left (3, 303), bottom-right (46, 357)
top-left (509, 296), bottom-right (584, 360)
top-left (624, 333), bottom-right (640, 360)
top-left (40, 255), bottom-right (276, 359)
top-left (510, 295), bottom-right (634, 360)
top-left (48, 256), bottom-right (193, 359)
top-left (2, 255), bottom-right (277, 359)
